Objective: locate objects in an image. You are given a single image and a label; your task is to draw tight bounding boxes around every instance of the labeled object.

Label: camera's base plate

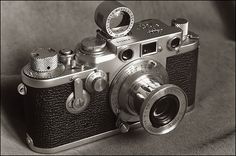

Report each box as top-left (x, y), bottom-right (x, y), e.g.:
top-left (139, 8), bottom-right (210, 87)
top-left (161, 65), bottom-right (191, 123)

top-left (26, 122), bottom-right (141, 154)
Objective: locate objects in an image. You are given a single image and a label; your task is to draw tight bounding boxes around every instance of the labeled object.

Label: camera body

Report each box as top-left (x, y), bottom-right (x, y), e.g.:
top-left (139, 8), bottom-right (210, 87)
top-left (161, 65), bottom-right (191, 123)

top-left (18, 1), bottom-right (199, 153)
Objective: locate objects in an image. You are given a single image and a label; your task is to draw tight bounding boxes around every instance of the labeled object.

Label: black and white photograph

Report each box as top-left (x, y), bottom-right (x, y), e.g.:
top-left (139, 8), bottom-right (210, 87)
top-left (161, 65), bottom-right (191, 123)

top-left (1, 1), bottom-right (235, 155)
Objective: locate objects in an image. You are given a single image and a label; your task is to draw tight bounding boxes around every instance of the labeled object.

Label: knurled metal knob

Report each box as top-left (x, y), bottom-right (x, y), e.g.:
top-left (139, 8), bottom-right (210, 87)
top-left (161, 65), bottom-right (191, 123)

top-left (30, 48), bottom-right (58, 72)
top-left (171, 18), bottom-right (189, 40)
top-left (58, 49), bottom-right (75, 66)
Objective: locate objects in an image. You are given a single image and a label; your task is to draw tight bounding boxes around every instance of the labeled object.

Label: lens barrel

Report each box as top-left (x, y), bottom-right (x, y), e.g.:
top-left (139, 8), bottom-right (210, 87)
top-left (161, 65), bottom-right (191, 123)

top-left (120, 74), bottom-right (187, 135)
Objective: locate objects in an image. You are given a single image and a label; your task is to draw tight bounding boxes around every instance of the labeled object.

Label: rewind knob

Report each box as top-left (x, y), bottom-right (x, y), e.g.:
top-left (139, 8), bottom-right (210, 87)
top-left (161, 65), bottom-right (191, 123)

top-left (30, 48), bottom-right (58, 72)
top-left (171, 18), bottom-right (189, 40)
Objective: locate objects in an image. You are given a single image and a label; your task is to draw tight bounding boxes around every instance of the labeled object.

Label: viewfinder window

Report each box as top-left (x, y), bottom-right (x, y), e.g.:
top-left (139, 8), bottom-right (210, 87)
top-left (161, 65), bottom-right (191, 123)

top-left (142, 42), bottom-right (157, 56)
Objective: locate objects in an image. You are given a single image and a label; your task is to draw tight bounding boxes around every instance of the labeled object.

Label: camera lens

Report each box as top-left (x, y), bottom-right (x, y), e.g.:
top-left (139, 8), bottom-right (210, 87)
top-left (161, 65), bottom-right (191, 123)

top-left (149, 94), bottom-right (179, 128)
top-left (120, 49), bottom-right (133, 61)
top-left (110, 59), bottom-right (187, 135)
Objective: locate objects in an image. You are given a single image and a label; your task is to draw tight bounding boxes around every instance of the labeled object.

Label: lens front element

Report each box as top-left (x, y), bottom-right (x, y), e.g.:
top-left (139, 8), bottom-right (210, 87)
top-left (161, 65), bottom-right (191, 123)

top-left (149, 94), bottom-right (179, 128)
top-left (140, 84), bottom-right (187, 135)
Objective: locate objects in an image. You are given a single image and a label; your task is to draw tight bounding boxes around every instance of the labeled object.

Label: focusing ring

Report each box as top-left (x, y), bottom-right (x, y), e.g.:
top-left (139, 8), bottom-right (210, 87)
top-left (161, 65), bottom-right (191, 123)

top-left (94, 1), bottom-right (134, 38)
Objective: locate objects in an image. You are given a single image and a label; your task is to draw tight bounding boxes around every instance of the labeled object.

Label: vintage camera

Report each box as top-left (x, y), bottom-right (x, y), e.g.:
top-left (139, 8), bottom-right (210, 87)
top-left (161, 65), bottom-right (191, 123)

top-left (17, 1), bottom-right (199, 154)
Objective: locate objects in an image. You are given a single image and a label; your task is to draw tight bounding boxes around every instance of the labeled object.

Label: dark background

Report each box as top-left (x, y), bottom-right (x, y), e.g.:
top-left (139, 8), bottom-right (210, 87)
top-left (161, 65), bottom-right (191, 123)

top-left (1, 1), bottom-right (235, 155)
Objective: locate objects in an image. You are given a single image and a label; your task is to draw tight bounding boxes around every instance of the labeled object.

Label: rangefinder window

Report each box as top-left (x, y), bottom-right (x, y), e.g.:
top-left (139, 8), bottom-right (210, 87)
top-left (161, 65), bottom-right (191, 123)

top-left (142, 42), bottom-right (157, 56)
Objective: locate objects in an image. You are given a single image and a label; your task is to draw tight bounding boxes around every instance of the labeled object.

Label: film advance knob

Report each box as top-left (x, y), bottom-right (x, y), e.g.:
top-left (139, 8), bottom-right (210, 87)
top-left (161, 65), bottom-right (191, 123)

top-left (171, 18), bottom-right (189, 40)
top-left (30, 48), bottom-right (58, 72)
top-left (85, 70), bottom-right (108, 92)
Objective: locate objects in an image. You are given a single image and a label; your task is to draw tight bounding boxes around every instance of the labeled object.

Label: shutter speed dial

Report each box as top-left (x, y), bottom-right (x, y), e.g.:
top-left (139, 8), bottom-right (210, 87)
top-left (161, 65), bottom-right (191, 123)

top-left (85, 70), bottom-right (108, 92)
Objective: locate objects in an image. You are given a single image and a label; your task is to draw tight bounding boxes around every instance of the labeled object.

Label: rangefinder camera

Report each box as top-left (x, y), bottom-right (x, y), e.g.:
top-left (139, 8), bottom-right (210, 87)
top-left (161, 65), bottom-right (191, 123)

top-left (18, 1), bottom-right (199, 153)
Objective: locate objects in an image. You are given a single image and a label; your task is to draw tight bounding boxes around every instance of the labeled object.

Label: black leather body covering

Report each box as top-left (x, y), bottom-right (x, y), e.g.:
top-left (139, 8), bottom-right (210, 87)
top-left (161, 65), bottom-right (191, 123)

top-left (24, 81), bottom-right (116, 148)
top-left (166, 48), bottom-right (198, 107)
